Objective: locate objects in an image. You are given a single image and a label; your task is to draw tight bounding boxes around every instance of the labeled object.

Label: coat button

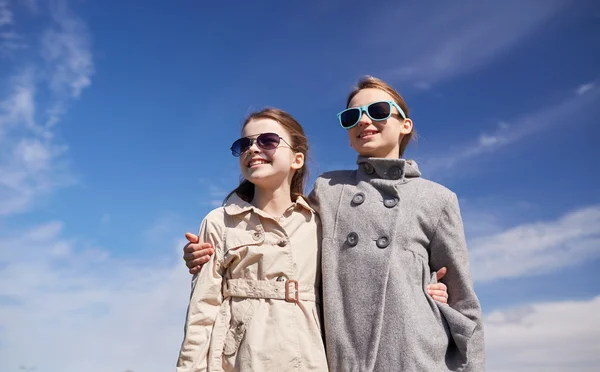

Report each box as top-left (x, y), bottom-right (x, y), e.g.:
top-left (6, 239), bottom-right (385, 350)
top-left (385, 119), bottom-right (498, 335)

top-left (388, 166), bottom-right (402, 180)
top-left (236, 323), bottom-right (244, 332)
top-left (352, 192), bottom-right (365, 205)
top-left (361, 163), bottom-right (375, 175)
top-left (277, 240), bottom-right (288, 247)
top-left (384, 197), bottom-right (398, 208)
top-left (346, 232), bottom-right (359, 247)
top-left (376, 236), bottom-right (390, 249)
top-left (276, 276), bottom-right (285, 282)
top-left (252, 231), bottom-right (262, 241)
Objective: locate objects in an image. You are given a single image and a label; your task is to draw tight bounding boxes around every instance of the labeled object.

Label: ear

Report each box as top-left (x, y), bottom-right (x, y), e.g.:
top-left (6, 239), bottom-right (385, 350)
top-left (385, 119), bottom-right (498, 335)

top-left (291, 152), bottom-right (305, 171)
top-left (399, 118), bottom-right (413, 135)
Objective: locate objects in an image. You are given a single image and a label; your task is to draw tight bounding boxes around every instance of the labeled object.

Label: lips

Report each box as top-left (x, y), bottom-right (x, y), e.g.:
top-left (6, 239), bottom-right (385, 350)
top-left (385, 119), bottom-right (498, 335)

top-left (247, 158), bottom-right (270, 167)
top-left (358, 129), bottom-right (379, 138)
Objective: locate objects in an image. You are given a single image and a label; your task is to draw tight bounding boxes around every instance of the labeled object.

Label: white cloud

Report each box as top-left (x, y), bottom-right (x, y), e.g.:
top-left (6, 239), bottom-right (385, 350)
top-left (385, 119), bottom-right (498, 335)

top-left (1, 218), bottom-right (598, 372)
top-left (423, 82), bottom-right (600, 174)
top-left (0, 1), bottom-right (12, 26)
top-left (0, 221), bottom-right (191, 372)
top-left (484, 296), bottom-right (600, 371)
top-left (577, 82), bottom-right (596, 96)
top-left (0, 0), bottom-right (93, 216)
top-left (469, 204), bottom-right (600, 283)
top-left (381, 0), bottom-right (570, 87)
top-left (0, 1), bottom-right (27, 54)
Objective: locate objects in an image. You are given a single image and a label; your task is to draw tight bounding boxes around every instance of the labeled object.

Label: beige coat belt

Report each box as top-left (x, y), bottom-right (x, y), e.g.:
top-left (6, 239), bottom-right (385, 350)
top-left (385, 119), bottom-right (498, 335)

top-left (224, 278), bottom-right (318, 303)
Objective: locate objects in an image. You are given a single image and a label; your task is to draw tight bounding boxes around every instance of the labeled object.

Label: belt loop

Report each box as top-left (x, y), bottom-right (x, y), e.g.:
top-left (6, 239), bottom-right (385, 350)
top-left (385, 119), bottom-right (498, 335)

top-left (285, 280), bottom-right (299, 303)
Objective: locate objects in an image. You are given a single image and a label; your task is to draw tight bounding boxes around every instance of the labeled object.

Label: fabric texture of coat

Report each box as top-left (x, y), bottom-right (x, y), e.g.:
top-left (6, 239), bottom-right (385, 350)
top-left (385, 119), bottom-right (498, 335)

top-left (176, 194), bottom-right (328, 372)
top-left (309, 156), bottom-right (486, 372)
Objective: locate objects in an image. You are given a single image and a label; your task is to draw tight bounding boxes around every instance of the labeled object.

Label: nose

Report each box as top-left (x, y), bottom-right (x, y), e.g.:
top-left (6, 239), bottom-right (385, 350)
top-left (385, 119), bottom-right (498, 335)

top-left (357, 108), bottom-right (371, 127)
top-left (248, 140), bottom-right (261, 153)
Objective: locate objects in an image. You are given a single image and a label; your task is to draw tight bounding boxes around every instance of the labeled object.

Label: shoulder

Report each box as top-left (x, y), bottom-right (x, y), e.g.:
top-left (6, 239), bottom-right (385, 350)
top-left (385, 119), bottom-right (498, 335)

top-left (316, 170), bottom-right (355, 182)
top-left (314, 170), bottom-right (356, 188)
top-left (408, 177), bottom-right (458, 210)
top-left (200, 206), bottom-right (227, 233)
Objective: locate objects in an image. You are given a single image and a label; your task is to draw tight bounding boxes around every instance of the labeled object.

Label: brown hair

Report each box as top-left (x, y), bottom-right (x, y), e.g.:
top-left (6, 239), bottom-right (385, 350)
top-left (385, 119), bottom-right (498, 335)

top-left (225, 108), bottom-right (309, 204)
top-left (346, 76), bottom-right (415, 158)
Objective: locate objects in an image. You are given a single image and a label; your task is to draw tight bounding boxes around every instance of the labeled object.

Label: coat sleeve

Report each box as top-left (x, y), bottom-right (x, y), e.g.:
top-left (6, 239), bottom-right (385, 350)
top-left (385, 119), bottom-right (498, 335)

top-left (307, 178), bottom-right (321, 214)
top-left (428, 192), bottom-right (486, 371)
top-left (176, 216), bottom-right (225, 372)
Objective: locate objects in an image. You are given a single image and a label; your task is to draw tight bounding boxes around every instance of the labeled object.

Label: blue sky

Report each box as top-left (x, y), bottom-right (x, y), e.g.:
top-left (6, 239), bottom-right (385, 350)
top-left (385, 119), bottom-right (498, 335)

top-left (0, 0), bottom-right (599, 371)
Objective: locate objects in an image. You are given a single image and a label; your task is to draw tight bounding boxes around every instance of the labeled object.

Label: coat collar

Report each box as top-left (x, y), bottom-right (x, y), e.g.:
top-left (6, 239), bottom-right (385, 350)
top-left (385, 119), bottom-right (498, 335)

top-left (356, 155), bottom-right (421, 182)
top-left (223, 192), bottom-right (315, 219)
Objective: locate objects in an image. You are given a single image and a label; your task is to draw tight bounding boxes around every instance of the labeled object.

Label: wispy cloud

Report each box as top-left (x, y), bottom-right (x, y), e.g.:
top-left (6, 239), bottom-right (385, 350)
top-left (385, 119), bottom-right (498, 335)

top-left (0, 221), bottom-right (188, 372)
top-left (379, 0), bottom-right (569, 87)
top-left (0, 0), bottom-right (93, 216)
top-left (422, 82), bottom-right (600, 174)
top-left (577, 81), bottom-right (596, 96)
top-left (485, 295), bottom-right (600, 371)
top-left (469, 204), bottom-right (600, 283)
top-left (1, 218), bottom-right (598, 371)
top-left (0, 1), bottom-right (12, 27)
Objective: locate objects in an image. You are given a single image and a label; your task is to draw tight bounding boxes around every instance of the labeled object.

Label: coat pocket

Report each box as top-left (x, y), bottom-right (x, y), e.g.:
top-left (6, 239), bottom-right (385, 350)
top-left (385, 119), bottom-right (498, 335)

top-left (222, 299), bottom-right (257, 356)
top-left (224, 227), bottom-right (264, 254)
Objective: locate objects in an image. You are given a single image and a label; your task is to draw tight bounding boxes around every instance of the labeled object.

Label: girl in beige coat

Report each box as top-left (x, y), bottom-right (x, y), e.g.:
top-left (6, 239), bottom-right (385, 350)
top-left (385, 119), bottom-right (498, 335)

top-left (176, 108), bottom-right (329, 372)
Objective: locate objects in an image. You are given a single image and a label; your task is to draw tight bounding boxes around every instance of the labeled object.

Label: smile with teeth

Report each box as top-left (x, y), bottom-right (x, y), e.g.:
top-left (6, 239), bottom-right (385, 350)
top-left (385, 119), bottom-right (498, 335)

top-left (248, 159), bottom-right (270, 167)
top-left (359, 130), bottom-right (379, 138)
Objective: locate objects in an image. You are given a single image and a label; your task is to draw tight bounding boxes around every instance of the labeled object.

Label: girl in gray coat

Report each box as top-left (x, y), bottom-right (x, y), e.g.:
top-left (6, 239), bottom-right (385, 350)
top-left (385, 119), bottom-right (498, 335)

top-left (184, 76), bottom-right (484, 371)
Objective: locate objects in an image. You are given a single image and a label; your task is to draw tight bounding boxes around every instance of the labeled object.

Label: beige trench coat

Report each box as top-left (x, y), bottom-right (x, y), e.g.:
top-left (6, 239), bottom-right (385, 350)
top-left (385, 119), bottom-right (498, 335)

top-left (176, 194), bottom-right (328, 372)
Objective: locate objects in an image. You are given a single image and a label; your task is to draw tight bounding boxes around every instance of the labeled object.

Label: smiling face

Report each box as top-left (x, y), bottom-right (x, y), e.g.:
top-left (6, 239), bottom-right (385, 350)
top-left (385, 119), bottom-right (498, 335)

top-left (347, 88), bottom-right (413, 159)
top-left (239, 118), bottom-right (304, 192)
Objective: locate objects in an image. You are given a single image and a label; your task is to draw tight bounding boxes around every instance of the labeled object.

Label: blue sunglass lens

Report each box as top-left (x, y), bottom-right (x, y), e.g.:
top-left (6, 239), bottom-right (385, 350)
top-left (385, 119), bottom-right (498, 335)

top-left (367, 102), bottom-right (391, 120)
top-left (230, 137), bottom-right (251, 157)
top-left (340, 108), bottom-right (361, 128)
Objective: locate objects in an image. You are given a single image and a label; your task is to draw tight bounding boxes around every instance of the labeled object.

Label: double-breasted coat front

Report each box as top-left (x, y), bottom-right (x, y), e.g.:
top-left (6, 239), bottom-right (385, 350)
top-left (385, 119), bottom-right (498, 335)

top-left (309, 156), bottom-right (485, 372)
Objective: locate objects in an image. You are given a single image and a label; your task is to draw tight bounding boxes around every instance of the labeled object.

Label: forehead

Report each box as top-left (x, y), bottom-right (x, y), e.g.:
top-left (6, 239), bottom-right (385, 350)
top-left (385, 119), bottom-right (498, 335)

top-left (348, 88), bottom-right (394, 107)
top-left (242, 118), bottom-right (289, 138)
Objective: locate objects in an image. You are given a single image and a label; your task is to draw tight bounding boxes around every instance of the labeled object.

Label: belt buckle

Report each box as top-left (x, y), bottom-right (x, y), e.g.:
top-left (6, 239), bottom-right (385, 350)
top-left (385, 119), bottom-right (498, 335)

top-left (285, 280), bottom-right (299, 303)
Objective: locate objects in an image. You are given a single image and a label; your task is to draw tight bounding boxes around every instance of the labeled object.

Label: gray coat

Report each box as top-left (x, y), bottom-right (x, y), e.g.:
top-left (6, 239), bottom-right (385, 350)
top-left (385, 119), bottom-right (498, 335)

top-left (309, 156), bottom-right (485, 372)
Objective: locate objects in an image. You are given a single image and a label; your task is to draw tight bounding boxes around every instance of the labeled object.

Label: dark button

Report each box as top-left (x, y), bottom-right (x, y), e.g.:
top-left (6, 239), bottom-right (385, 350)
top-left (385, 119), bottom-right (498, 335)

top-left (384, 197), bottom-right (398, 208)
top-left (352, 192), bottom-right (365, 205)
top-left (236, 323), bottom-right (244, 331)
top-left (388, 166), bottom-right (402, 180)
top-left (252, 231), bottom-right (262, 241)
top-left (361, 163), bottom-right (375, 175)
top-left (346, 232), bottom-right (359, 247)
top-left (277, 240), bottom-right (288, 247)
top-left (276, 276), bottom-right (285, 282)
top-left (376, 236), bottom-right (390, 249)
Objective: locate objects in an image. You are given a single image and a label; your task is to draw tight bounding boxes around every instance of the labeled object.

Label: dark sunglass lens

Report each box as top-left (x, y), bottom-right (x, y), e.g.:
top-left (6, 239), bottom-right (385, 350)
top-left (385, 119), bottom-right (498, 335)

top-left (257, 133), bottom-right (281, 150)
top-left (340, 108), bottom-right (360, 128)
top-left (368, 102), bottom-right (391, 120)
top-left (231, 137), bottom-right (251, 156)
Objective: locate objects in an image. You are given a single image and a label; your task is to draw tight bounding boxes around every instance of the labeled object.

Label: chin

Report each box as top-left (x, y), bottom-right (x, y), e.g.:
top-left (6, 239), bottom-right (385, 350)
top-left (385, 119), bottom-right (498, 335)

top-left (352, 144), bottom-right (378, 157)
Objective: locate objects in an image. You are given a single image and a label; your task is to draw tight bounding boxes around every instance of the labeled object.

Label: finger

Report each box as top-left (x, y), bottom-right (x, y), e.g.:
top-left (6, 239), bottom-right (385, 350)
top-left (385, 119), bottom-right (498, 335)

top-left (183, 242), bottom-right (213, 254)
top-left (436, 266), bottom-right (448, 281)
top-left (183, 247), bottom-right (215, 262)
top-left (432, 295), bottom-right (448, 304)
top-left (186, 256), bottom-right (212, 269)
top-left (428, 290), bottom-right (448, 298)
top-left (189, 265), bottom-right (201, 275)
top-left (426, 283), bottom-right (447, 291)
top-left (185, 232), bottom-right (199, 244)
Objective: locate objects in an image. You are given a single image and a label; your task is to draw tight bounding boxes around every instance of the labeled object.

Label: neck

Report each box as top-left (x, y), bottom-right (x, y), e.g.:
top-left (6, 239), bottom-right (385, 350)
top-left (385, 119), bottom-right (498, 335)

top-left (252, 184), bottom-right (294, 217)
